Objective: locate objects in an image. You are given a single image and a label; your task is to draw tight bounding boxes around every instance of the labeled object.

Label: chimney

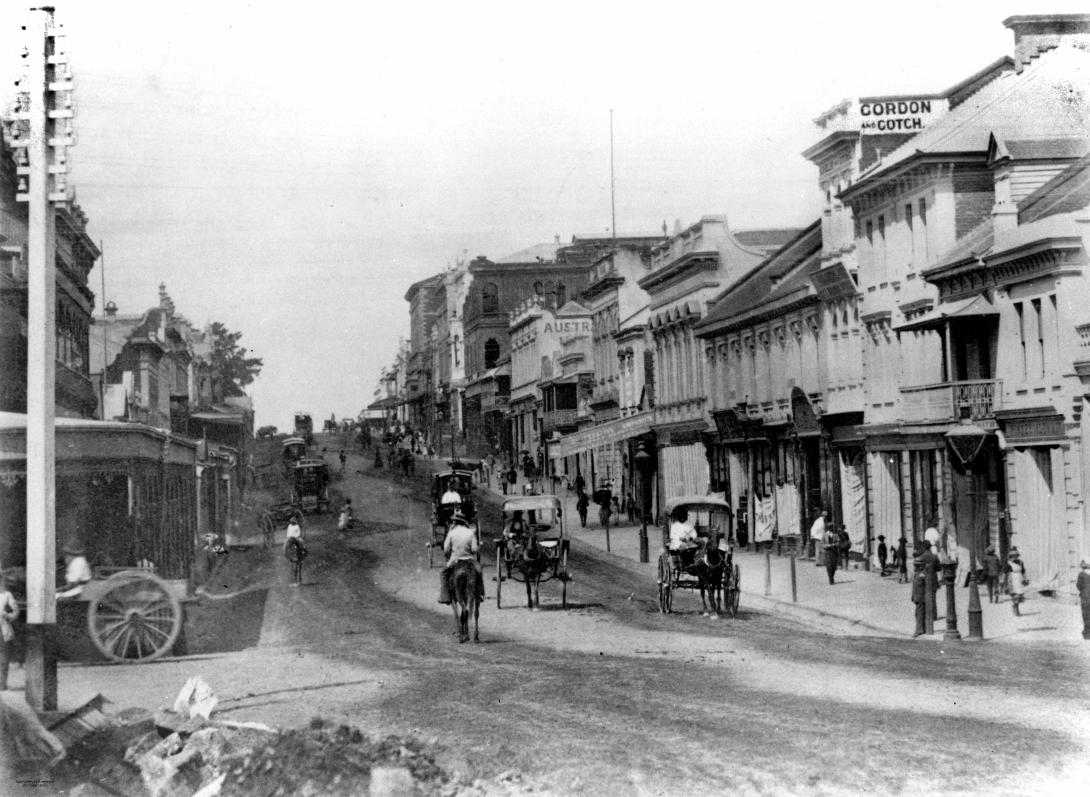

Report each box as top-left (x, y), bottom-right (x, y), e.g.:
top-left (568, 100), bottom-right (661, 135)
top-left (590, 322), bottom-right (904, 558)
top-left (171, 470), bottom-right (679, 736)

top-left (1003, 14), bottom-right (1090, 69)
top-left (158, 282), bottom-right (176, 317)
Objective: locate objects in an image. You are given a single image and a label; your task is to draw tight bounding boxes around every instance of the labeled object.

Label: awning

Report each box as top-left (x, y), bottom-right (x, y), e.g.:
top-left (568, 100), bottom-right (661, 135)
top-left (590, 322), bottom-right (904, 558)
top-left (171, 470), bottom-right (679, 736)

top-left (895, 293), bottom-right (998, 333)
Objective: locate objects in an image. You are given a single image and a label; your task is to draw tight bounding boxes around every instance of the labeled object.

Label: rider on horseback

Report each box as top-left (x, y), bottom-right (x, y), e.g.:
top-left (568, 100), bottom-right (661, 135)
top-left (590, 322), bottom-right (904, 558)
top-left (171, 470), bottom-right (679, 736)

top-left (438, 511), bottom-right (485, 604)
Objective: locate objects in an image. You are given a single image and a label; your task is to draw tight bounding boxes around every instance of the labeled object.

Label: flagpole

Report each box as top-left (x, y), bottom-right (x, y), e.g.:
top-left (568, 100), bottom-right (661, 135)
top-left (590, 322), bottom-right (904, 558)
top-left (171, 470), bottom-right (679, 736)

top-left (610, 109), bottom-right (616, 244)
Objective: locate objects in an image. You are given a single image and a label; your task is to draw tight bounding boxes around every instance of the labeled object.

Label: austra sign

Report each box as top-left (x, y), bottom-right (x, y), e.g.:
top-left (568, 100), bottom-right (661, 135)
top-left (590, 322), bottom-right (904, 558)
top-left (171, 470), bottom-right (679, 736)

top-left (542, 319), bottom-right (591, 336)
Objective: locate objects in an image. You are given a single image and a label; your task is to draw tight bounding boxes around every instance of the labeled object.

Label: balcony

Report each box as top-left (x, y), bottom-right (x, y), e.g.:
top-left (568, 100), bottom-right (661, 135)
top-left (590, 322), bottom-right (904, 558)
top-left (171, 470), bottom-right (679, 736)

top-left (542, 408), bottom-right (578, 434)
top-left (900, 379), bottom-right (1000, 424)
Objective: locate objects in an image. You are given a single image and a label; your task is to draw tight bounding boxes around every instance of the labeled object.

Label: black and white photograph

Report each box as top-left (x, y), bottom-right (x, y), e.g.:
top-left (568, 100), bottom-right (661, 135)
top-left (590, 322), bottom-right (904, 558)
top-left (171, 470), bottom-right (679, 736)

top-left (1, 1), bottom-right (1089, 794)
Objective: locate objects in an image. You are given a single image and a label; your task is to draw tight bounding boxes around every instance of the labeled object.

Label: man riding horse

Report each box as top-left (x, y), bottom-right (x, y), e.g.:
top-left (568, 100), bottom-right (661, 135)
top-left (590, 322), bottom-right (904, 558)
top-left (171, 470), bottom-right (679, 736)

top-left (438, 511), bottom-right (485, 605)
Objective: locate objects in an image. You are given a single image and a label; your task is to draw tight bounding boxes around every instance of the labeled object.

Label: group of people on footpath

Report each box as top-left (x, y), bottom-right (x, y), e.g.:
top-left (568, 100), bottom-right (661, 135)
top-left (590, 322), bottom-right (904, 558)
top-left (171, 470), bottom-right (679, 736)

top-left (809, 510), bottom-right (853, 585)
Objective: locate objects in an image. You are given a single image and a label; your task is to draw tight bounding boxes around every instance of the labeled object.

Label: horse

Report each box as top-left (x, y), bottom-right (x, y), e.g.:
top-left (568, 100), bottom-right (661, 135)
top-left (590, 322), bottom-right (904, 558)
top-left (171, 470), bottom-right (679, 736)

top-left (690, 540), bottom-right (728, 616)
top-left (450, 559), bottom-right (479, 643)
top-left (285, 536), bottom-right (307, 586)
top-left (510, 530), bottom-right (551, 609)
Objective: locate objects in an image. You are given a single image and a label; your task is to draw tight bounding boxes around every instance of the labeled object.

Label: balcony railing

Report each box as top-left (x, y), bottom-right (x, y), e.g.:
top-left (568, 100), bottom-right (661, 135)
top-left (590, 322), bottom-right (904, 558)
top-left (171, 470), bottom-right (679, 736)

top-left (900, 379), bottom-right (1000, 423)
top-left (542, 408), bottom-right (578, 433)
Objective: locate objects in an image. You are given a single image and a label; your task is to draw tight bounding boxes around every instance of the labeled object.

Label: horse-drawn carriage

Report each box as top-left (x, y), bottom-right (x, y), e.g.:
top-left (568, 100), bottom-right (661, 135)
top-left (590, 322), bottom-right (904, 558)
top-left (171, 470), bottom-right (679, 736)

top-left (292, 458), bottom-right (331, 513)
top-left (281, 437), bottom-right (308, 476)
top-left (494, 495), bottom-right (570, 609)
top-left (657, 496), bottom-right (740, 617)
top-left (428, 465), bottom-right (480, 567)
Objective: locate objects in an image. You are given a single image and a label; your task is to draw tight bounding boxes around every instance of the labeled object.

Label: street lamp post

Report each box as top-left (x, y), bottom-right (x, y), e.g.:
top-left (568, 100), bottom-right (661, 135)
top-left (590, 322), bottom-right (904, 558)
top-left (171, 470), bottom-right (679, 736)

top-left (633, 441), bottom-right (654, 563)
top-left (946, 407), bottom-right (990, 640)
top-left (940, 553), bottom-right (961, 641)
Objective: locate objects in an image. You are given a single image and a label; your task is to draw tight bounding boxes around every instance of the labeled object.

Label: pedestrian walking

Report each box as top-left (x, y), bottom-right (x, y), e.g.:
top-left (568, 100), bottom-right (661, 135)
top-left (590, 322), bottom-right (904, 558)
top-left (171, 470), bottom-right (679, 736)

top-left (0, 572), bottom-right (19, 691)
top-left (1077, 560), bottom-right (1090, 641)
top-left (877, 535), bottom-right (888, 576)
top-left (576, 492), bottom-right (589, 528)
top-left (574, 473), bottom-right (585, 496)
top-left (912, 540), bottom-right (939, 637)
top-left (838, 526), bottom-right (851, 569)
top-left (505, 464), bottom-right (517, 495)
top-left (823, 524), bottom-right (839, 585)
top-left (599, 497), bottom-right (612, 530)
top-left (1005, 547), bottom-right (1029, 616)
top-left (626, 492), bottom-right (637, 523)
top-left (810, 509), bottom-right (827, 565)
top-left (983, 545), bottom-right (1003, 603)
top-left (339, 449), bottom-right (347, 474)
top-left (896, 537), bottom-right (908, 583)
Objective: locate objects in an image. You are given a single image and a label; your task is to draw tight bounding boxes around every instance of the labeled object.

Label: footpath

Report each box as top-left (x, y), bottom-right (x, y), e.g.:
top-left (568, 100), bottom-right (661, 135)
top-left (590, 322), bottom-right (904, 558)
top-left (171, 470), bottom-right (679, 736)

top-left (478, 468), bottom-right (1086, 646)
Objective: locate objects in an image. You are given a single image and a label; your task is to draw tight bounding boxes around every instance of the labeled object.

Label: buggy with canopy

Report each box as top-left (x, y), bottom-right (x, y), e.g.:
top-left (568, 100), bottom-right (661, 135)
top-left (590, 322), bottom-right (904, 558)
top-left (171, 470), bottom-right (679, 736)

top-left (657, 495), bottom-right (740, 617)
top-left (494, 494), bottom-right (570, 609)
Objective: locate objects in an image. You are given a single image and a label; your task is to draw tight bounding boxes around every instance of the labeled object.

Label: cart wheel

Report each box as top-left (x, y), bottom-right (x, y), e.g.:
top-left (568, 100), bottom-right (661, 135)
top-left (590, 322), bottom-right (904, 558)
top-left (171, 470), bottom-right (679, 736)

top-left (87, 572), bottom-right (182, 663)
top-left (729, 564), bottom-right (741, 618)
top-left (657, 553), bottom-right (673, 614)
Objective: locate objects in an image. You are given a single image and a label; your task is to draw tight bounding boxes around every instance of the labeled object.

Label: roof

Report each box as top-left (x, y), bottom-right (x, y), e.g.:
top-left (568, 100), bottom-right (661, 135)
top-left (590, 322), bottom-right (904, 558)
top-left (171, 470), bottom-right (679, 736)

top-left (696, 222), bottom-right (823, 333)
top-left (927, 155), bottom-right (1090, 274)
top-left (846, 44), bottom-right (1090, 197)
top-left (734, 228), bottom-right (806, 252)
top-left (502, 495), bottom-right (562, 513)
top-left (496, 243), bottom-right (560, 264)
top-left (664, 495), bottom-right (732, 513)
top-left (894, 293), bottom-right (998, 333)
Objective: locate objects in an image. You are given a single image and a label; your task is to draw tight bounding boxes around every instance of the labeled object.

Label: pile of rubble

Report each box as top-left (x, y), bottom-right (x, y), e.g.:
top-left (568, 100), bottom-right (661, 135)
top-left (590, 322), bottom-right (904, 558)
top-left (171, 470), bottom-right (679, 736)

top-left (51, 678), bottom-right (462, 796)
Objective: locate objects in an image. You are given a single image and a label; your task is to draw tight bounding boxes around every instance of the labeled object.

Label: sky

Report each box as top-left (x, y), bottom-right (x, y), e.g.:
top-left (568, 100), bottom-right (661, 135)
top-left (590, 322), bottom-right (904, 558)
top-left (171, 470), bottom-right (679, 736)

top-left (2, 0), bottom-right (1080, 430)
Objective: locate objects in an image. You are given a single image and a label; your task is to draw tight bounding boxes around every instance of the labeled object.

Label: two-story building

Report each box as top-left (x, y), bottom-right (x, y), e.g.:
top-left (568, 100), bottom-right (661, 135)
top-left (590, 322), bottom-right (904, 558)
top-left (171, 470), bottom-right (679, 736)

top-left (838, 14), bottom-right (1090, 584)
top-left (639, 216), bottom-right (800, 509)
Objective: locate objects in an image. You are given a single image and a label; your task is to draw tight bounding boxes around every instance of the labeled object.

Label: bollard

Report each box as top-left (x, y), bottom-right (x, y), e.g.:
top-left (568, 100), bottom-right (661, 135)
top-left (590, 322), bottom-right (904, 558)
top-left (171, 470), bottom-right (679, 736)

top-left (790, 553), bottom-right (797, 603)
top-left (764, 550), bottom-right (772, 597)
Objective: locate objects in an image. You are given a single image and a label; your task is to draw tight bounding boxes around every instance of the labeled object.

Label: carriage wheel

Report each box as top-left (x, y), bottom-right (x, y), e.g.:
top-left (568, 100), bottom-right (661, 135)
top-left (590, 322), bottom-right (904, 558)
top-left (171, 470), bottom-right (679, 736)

top-left (728, 564), bottom-right (741, 618)
top-left (657, 553), bottom-right (673, 614)
top-left (87, 572), bottom-right (183, 663)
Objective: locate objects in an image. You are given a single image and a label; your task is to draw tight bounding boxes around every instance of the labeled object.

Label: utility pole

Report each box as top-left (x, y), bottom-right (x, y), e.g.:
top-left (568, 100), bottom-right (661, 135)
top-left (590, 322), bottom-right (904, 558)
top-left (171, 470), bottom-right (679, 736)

top-left (9, 6), bottom-right (75, 711)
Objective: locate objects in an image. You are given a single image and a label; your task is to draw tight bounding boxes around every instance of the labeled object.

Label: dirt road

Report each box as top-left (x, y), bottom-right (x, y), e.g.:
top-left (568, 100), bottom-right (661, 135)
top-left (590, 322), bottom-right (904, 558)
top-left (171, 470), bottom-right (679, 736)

top-left (53, 450), bottom-right (1090, 795)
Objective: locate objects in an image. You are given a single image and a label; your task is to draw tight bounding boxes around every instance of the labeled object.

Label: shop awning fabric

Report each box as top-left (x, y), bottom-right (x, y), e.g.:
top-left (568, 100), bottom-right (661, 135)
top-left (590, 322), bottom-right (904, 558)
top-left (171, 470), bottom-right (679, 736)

top-left (894, 293), bottom-right (998, 333)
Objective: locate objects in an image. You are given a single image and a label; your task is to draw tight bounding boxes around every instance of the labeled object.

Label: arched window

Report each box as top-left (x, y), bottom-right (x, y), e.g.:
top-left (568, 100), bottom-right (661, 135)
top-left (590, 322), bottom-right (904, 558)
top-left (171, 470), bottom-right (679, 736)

top-left (484, 338), bottom-right (500, 368)
top-left (533, 281), bottom-right (543, 295)
top-left (453, 335), bottom-right (460, 366)
top-left (556, 283), bottom-right (566, 305)
top-left (482, 283), bottom-right (499, 314)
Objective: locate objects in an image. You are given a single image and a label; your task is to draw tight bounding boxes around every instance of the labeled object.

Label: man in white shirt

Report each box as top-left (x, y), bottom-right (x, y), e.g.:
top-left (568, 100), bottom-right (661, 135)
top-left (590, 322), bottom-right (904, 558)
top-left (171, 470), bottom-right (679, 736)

top-left (58, 541), bottom-right (93, 598)
top-left (668, 508), bottom-right (698, 552)
top-left (810, 511), bottom-right (827, 566)
top-left (439, 512), bottom-right (484, 603)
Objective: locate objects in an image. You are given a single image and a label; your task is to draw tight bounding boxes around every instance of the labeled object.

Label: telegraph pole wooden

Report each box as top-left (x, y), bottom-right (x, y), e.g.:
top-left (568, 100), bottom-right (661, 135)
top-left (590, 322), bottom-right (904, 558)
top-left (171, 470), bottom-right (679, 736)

top-left (15, 6), bottom-right (72, 711)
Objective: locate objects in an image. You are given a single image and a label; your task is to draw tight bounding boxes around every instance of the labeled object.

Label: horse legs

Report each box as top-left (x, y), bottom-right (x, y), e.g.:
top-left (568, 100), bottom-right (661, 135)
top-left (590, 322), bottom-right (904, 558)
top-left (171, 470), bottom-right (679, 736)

top-left (525, 576), bottom-right (534, 609)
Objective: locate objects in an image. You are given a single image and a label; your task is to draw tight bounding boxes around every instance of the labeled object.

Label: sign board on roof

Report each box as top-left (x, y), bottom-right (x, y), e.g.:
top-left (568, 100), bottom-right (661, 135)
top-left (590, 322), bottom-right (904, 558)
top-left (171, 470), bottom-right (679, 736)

top-left (815, 96), bottom-right (950, 137)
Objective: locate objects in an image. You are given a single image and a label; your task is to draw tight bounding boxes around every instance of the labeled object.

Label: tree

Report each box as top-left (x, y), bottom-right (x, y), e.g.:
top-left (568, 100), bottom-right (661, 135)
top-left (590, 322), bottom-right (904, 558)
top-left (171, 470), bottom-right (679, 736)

top-left (256, 425), bottom-right (278, 439)
top-left (208, 322), bottom-right (263, 401)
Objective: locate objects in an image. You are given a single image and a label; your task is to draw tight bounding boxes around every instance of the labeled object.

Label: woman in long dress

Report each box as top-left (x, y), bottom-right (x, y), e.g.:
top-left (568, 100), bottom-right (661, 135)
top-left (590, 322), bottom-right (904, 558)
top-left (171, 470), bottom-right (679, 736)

top-left (1005, 547), bottom-right (1028, 616)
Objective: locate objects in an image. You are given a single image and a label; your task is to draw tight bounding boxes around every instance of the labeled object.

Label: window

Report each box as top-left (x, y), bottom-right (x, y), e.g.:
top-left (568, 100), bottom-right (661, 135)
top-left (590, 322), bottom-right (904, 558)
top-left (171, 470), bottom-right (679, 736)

top-left (918, 198), bottom-right (928, 260)
top-left (905, 203), bottom-right (914, 259)
top-left (484, 338), bottom-right (500, 369)
top-left (865, 220), bottom-right (873, 246)
top-left (1015, 302), bottom-right (1026, 379)
top-left (556, 283), bottom-right (566, 305)
top-left (452, 335), bottom-right (460, 366)
top-left (482, 283), bottom-right (499, 314)
top-left (533, 281), bottom-right (543, 295)
top-left (1033, 297), bottom-right (1044, 377)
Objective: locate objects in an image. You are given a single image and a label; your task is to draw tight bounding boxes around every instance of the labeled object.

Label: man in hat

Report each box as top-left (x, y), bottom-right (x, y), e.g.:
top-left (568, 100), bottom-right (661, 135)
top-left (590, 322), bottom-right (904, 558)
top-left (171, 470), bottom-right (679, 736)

top-left (876, 535), bottom-right (888, 576)
top-left (911, 540), bottom-right (940, 636)
top-left (1076, 560), bottom-right (1090, 641)
top-left (439, 511), bottom-right (484, 604)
